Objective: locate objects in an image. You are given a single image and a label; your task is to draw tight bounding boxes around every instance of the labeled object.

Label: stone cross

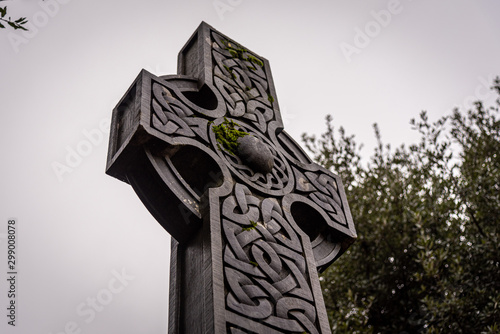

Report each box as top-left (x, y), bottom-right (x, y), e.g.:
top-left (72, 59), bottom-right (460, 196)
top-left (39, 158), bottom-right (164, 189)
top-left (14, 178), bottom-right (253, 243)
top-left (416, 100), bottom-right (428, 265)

top-left (106, 22), bottom-right (356, 334)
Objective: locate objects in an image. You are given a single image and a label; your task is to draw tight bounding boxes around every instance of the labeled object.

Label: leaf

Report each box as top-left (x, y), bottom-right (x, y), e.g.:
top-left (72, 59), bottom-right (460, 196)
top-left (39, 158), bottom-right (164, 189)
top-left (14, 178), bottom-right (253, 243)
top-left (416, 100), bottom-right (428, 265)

top-left (0, 22), bottom-right (4, 28)
top-left (304, 77), bottom-right (500, 332)
top-left (0, 6), bottom-right (6, 18)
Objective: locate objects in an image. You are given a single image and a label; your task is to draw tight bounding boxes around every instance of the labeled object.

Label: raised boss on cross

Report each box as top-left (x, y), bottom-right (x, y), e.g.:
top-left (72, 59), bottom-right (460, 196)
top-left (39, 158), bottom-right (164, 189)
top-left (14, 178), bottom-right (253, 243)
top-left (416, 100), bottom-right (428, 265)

top-left (106, 22), bottom-right (356, 334)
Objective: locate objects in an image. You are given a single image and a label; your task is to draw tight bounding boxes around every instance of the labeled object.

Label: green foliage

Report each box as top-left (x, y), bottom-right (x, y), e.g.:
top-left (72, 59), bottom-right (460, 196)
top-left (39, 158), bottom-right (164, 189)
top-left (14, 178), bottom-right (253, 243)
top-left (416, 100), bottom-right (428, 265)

top-left (302, 77), bottom-right (500, 333)
top-left (212, 117), bottom-right (248, 156)
top-left (0, 3), bottom-right (28, 31)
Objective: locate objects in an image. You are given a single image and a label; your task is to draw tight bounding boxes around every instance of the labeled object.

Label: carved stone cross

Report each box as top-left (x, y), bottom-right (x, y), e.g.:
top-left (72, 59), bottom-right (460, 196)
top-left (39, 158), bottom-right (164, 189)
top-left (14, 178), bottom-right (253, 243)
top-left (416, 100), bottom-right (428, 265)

top-left (106, 22), bottom-right (356, 334)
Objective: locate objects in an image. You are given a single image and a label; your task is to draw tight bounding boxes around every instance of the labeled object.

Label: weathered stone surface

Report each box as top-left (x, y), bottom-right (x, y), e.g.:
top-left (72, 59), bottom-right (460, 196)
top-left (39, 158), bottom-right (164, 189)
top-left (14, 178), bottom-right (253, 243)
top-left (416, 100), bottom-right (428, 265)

top-left (106, 22), bottom-right (356, 333)
top-left (236, 135), bottom-right (274, 174)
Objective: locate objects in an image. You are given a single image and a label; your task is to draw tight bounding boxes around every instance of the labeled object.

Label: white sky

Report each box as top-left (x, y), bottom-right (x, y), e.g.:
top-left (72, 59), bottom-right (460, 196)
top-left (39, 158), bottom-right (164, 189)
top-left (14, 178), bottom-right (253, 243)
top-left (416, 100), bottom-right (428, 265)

top-left (1, 0), bottom-right (499, 333)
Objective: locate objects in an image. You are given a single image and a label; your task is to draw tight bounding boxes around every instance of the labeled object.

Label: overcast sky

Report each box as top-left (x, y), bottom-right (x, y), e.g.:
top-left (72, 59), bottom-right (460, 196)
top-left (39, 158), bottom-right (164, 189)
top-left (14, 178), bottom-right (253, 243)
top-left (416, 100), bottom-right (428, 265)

top-left (1, 1), bottom-right (499, 333)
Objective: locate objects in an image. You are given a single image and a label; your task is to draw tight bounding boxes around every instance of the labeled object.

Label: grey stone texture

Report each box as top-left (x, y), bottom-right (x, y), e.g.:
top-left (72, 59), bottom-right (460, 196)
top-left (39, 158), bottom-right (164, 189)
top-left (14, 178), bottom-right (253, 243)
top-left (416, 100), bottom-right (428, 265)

top-left (106, 22), bottom-right (356, 333)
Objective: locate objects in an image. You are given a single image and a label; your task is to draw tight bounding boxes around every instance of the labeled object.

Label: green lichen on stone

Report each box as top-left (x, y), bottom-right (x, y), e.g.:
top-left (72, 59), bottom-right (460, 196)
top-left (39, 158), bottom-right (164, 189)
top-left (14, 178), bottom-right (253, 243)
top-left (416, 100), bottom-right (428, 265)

top-left (223, 64), bottom-right (236, 80)
top-left (212, 117), bottom-right (248, 156)
top-left (268, 94), bottom-right (274, 104)
top-left (250, 261), bottom-right (259, 267)
top-left (242, 220), bottom-right (258, 232)
top-left (221, 39), bottom-right (264, 69)
top-left (228, 49), bottom-right (239, 58)
top-left (246, 54), bottom-right (264, 67)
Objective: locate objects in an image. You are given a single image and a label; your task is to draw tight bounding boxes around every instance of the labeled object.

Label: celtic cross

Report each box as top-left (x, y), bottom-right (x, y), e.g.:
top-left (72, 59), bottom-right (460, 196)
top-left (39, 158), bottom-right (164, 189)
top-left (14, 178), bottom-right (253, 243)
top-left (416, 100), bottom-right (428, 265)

top-left (106, 22), bottom-right (356, 333)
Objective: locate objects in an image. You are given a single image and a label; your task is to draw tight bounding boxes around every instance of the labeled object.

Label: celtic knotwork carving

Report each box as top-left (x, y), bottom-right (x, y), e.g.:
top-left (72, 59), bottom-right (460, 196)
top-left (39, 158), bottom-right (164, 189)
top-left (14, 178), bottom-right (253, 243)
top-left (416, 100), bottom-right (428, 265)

top-left (211, 31), bottom-right (278, 134)
top-left (107, 22), bottom-right (356, 334)
top-left (222, 183), bottom-right (320, 333)
top-left (211, 119), bottom-right (293, 196)
top-left (293, 166), bottom-right (348, 227)
top-left (151, 81), bottom-right (212, 143)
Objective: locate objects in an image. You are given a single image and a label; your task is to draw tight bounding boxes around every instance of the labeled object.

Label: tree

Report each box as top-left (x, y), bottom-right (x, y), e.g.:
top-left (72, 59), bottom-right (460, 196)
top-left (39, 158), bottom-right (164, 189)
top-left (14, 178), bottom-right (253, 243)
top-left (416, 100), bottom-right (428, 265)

top-left (302, 78), bottom-right (500, 333)
top-left (0, 0), bottom-right (28, 31)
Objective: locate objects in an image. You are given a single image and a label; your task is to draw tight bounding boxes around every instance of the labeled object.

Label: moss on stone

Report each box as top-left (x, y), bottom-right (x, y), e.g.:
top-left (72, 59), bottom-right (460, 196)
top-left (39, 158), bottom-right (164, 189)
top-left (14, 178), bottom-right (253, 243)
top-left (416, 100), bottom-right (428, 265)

top-left (212, 117), bottom-right (248, 156)
top-left (242, 220), bottom-right (258, 231)
top-left (221, 39), bottom-right (264, 68)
